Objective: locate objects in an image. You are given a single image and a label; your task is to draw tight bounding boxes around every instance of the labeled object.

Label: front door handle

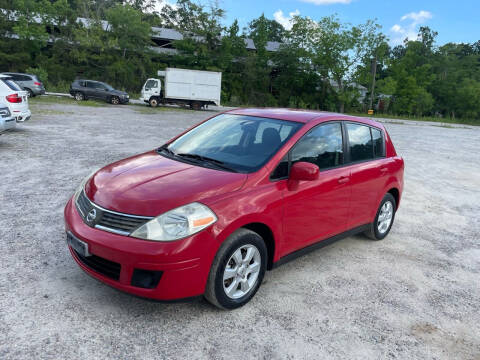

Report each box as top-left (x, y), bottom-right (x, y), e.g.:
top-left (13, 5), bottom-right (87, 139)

top-left (338, 176), bottom-right (350, 184)
top-left (380, 167), bottom-right (388, 173)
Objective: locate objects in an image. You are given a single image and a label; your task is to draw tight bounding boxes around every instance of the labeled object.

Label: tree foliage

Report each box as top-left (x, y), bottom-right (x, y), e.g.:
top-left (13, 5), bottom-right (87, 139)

top-left (0, 0), bottom-right (478, 120)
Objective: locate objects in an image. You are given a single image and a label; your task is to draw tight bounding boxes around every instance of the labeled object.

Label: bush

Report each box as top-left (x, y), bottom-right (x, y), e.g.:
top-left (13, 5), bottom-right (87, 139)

top-left (25, 66), bottom-right (48, 84)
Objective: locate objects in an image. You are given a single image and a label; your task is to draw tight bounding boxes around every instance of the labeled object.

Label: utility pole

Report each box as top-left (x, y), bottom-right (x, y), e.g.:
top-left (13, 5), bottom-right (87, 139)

top-left (368, 54), bottom-right (377, 111)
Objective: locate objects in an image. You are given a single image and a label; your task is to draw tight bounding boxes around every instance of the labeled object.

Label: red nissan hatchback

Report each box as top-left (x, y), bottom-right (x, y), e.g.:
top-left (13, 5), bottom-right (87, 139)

top-left (64, 109), bottom-right (404, 309)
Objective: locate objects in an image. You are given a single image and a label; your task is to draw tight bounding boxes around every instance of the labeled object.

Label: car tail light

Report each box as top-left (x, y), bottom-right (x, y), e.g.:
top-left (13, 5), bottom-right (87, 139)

top-left (6, 93), bottom-right (22, 103)
top-left (34, 81), bottom-right (42, 86)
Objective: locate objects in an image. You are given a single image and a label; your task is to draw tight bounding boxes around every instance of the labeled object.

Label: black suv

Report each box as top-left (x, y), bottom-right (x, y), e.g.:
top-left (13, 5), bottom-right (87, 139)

top-left (69, 80), bottom-right (129, 104)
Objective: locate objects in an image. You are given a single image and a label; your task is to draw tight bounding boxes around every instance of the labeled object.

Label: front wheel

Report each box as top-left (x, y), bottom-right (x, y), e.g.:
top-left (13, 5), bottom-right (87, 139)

top-left (26, 88), bottom-right (35, 98)
top-left (149, 97), bottom-right (158, 108)
top-left (365, 193), bottom-right (396, 240)
top-left (74, 92), bottom-right (84, 101)
top-left (110, 96), bottom-right (120, 105)
top-left (205, 228), bottom-right (267, 310)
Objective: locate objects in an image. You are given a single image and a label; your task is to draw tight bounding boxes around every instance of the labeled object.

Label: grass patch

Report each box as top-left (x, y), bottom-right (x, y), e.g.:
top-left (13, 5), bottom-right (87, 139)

top-left (348, 112), bottom-right (479, 126)
top-left (30, 95), bottom-right (104, 107)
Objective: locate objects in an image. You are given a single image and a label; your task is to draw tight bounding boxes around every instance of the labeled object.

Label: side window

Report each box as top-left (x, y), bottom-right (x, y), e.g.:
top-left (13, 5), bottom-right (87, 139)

top-left (346, 123), bottom-right (373, 162)
top-left (291, 122), bottom-right (344, 170)
top-left (145, 79), bottom-right (158, 89)
top-left (372, 128), bottom-right (385, 158)
top-left (86, 81), bottom-right (95, 88)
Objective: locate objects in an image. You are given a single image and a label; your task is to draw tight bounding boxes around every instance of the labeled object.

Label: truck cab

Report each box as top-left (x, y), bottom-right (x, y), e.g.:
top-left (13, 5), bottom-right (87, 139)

top-left (140, 78), bottom-right (162, 107)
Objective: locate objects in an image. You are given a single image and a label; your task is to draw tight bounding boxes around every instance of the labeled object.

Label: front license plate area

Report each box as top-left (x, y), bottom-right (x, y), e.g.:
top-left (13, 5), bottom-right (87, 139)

top-left (66, 232), bottom-right (90, 257)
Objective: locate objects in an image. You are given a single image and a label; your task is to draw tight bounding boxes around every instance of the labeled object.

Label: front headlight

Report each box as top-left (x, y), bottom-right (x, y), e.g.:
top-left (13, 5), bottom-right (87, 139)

top-left (131, 202), bottom-right (217, 242)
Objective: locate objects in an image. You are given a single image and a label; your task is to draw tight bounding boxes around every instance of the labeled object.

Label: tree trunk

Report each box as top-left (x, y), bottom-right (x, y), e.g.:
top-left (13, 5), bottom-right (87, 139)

top-left (337, 79), bottom-right (344, 113)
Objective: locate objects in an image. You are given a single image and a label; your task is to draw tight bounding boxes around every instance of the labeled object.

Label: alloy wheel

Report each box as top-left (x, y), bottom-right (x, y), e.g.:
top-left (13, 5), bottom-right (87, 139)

top-left (377, 201), bottom-right (393, 234)
top-left (223, 244), bottom-right (261, 299)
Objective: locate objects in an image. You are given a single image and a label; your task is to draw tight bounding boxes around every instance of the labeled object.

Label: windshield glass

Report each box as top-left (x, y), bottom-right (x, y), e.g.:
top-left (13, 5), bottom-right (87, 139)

top-left (103, 83), bottom-right (114, 90)
top-left (165, 114), bottom-right (303, 173)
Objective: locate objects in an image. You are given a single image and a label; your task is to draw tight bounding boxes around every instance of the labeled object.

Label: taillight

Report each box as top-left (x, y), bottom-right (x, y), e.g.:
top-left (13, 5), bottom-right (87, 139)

top-left (34, 81), bottom-right (42, 86)
top-left (6, 93), bottom-right (22, 103)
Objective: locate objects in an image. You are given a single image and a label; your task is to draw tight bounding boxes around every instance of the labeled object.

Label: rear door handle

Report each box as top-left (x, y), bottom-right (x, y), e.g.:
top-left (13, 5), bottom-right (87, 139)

top-left (380, 167), bottom-right (388, 173)
top-left (338, 176), bottom-right (350, 184)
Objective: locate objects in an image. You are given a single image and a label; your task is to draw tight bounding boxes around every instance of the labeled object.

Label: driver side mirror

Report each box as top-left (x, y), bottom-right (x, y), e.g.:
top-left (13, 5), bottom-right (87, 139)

top-left (289, 162), bottom-right (319, 182)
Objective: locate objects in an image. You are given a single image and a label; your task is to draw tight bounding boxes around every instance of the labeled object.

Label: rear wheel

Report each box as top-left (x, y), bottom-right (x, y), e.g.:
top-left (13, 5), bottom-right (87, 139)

top-left (190, 101), bottom-right (202, 111)
top-left (74, 92), bottom-right (84, 101)
top-left (149, 97), bottom-right (158, 108)
top-left (205, 228), bottom-right (267, 310)
top-left (365, 193), bottom-right (396, 240)
top-left (110, 96), bottom-right (120, 105)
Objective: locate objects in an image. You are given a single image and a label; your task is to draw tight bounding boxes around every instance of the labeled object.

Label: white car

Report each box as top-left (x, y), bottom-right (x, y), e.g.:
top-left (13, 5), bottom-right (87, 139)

top-left (0, 106), bottom-right (16, 134)
top-left (0, 74), bottom-right (31, 122)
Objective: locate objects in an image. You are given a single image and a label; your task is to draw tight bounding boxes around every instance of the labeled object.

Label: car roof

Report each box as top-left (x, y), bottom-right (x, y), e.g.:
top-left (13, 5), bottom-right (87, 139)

top-left (2, 72), bottom-right (35, 77)
top-left (225, 108), bottom-right (384, 128)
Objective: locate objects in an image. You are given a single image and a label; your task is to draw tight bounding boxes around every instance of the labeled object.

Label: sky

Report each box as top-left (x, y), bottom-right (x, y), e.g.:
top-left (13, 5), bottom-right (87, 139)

top-left (205, 0), bottom-right (480, 45)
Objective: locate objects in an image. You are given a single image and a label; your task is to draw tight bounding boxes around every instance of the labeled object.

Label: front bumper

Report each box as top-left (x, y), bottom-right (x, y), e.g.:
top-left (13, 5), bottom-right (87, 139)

top-left (64, 197), bottom-right (218, 300)
top-left (14, 109), bottom-right (31, 122)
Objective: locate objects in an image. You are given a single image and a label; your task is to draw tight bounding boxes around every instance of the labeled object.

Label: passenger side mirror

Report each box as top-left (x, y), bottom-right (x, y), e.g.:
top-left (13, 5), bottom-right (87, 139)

top-left (289, 162), bottom-right (319, 182)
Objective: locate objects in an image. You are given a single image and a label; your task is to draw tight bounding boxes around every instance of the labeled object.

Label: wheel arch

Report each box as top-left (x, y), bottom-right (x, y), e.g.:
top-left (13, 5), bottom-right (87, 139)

top-left (241, 222), bottom-right (276, 270)
top-left (386, 187), bottom-right (400, 209)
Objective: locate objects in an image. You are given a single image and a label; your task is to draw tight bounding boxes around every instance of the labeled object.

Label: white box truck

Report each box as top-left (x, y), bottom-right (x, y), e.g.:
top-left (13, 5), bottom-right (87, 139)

top-left (140, 68), bottom-right (222, 110)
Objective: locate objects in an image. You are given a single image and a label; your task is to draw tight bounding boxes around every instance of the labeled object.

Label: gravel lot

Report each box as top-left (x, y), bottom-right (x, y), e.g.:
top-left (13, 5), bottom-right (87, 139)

top-left (1, 100), bottom-right (479, 359)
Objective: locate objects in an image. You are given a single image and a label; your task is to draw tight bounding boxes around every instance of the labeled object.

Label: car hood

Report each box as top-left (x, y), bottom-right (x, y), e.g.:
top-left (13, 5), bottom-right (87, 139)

top-left (110, 89), bottom-right (128, 96)
top-left (85, 151), bottom-right (247, 216)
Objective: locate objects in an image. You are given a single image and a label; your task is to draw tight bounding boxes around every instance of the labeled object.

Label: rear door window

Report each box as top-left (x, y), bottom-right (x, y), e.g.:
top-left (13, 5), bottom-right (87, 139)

top-left (346, 123), bottom-right (374, 162)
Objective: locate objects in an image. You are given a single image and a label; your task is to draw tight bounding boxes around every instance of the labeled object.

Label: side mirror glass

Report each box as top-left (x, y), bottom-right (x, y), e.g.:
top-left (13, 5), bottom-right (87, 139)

top-left (289, 162), bottom-right (319, 182)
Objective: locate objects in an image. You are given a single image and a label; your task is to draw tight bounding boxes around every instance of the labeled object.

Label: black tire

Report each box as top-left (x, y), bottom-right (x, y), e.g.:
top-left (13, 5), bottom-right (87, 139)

top-left (190, 101), bottom-right (202, 111)
top-left (205, 228), bottom-right (267, 310)
top-left (364, 193), bottom-right (396, 240)
top-left (149, 97), bottom-right (158, 108)
top-left (74, 92), bottom-right (85, 101)
top-left (26, 88), bottom-right (35, 98)
top-left (110, 96), bottom-right (120, 105)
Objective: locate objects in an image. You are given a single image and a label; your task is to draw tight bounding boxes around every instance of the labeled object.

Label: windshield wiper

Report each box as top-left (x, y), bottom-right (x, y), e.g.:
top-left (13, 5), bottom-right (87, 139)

top-left (175, 153), bottom-right (238, 173)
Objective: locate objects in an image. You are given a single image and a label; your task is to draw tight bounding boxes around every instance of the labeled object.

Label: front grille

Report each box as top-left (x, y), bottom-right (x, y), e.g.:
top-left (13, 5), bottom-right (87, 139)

top-left (98, 211), bottom-right (148, 233)
top-left (74, 250), bottom-right (121, 280)
top-left (76, 190), bottom-right (152, 235)
top-left (76, 190), bottom-right (90, 217)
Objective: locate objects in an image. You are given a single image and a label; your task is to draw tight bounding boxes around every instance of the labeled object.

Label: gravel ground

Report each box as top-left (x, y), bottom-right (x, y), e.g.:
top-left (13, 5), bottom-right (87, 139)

top-left (1, 101), bottom-right (479, 360)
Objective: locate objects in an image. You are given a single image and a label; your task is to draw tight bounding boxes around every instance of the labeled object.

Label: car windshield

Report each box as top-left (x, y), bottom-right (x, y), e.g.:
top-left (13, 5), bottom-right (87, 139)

top-left (102, 83), bottom-right (114, 90)
top-left (162, 114), bottom-right (303, 173)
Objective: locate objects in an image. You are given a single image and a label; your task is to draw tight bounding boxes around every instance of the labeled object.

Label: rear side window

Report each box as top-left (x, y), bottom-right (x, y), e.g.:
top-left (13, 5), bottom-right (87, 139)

top-left (371, 128), bottom-right (385, 157)
top-left (291, 122), bottom-right (344, 170)
top-left (1, 79), bottom-right (21, 91)
top-left (346, 123), bottom-right (373, 162)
